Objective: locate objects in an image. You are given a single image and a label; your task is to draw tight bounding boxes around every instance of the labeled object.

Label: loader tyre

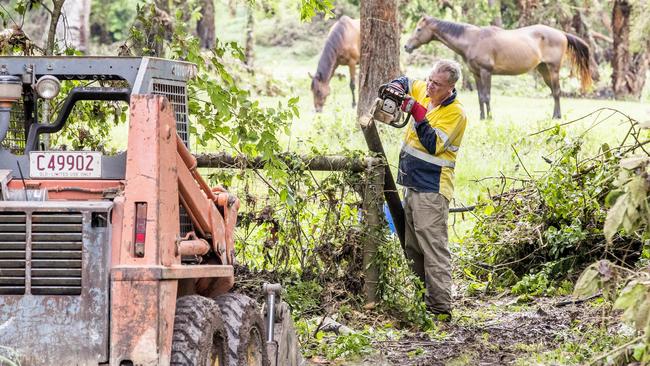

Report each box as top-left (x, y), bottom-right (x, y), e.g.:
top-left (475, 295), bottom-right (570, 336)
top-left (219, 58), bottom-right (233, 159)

top-left (215, 293), bottom-right (269, 366)
top-left (171, 295), bottom-right (227, 366)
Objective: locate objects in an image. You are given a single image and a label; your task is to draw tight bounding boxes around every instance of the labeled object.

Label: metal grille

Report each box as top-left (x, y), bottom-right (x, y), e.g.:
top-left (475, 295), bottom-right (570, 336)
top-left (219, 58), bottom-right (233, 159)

top-left (151, 80), bottom-right (190, 148)
top-left (31, 212), bottom-right (83, 295)
top-left (0, 102), bottom-right (26, 154)
top-left (0, 212), bottom-right (82, 296)
top-left (0, 213), bottom-right (26, 295)
top-left (151, 79), bottom-right (195, 236)
top-left (179, 203), bottom-right (193, 236)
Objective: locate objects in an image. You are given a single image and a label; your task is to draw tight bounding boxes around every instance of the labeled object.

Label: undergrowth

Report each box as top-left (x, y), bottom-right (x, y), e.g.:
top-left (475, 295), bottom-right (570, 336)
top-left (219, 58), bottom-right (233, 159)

top-left (460, 111), bottom-right (647, 296)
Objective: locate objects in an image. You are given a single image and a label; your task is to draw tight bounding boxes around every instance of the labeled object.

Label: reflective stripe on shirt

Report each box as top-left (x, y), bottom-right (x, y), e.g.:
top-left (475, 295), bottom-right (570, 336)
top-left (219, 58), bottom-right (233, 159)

top-left (401, 143), bottom-right (456, 168)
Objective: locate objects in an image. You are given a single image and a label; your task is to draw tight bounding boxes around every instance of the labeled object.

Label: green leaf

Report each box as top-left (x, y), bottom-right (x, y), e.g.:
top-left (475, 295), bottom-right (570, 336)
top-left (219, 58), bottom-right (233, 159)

top-left (483, 205), bottom-right (495, 215)
top-left (614, 281), bottom-right (650, 331)
top-left (572, 262), bottom-right (601, 298)
top-left (604, 193), bottom-right (628, 243)
top-left (633, 342), bottom-right (646, 361)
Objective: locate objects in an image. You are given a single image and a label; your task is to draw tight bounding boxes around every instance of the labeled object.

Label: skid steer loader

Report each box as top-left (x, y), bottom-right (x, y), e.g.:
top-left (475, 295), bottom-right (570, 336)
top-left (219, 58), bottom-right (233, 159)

top-left (0, 56), bottom-right (301, 366)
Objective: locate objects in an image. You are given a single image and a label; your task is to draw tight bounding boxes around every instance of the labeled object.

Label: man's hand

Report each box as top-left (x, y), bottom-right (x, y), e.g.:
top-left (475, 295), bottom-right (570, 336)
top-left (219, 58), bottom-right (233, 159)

top-left (401, 97), bottom-right (427, 123)
top-left (388, 81), bottom-right (405, 93)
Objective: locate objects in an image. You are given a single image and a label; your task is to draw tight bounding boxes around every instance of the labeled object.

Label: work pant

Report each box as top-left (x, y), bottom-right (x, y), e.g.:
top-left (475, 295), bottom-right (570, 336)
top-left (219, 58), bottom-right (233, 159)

top-left (403, 189), bottom-right (452, 313)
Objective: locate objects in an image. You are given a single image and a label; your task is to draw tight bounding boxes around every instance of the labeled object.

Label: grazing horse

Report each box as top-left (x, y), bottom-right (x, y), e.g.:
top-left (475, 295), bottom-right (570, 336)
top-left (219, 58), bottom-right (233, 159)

top-left (405, 16), bottom-right (592, 119)
top-left (309, 16), bottom-right (360, 112)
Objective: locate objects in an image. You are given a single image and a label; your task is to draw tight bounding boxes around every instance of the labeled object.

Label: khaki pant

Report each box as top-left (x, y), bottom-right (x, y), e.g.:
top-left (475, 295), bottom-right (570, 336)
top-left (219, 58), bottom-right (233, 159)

top-left (403, 189), bottom-right (451, 313)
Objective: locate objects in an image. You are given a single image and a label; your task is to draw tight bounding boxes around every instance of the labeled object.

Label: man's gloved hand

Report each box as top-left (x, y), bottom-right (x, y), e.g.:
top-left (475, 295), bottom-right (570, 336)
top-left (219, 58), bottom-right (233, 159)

top-left (401, 97), bottom-right (428, 123)
top-left (388, 81), bottom-right (405, 93)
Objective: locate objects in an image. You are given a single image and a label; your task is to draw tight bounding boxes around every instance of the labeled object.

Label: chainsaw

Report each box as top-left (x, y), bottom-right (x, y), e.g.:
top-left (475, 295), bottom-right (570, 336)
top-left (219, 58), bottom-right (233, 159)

top-left (369, 83), bottom-right (412, 128)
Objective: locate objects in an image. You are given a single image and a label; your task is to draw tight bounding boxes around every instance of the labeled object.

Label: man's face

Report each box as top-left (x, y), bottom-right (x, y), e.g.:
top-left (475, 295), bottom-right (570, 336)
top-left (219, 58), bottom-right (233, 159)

top-left (426, 71), bottom-right (454, 104)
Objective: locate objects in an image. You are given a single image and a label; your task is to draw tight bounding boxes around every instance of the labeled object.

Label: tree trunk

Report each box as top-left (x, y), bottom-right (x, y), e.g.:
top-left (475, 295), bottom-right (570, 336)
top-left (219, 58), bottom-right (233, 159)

top-left (357, 0), bottom-right (400, 118)
top-left (46, 0), bottom-right (66, 55)
top-left (244, 6), bottom-right (254, 71)
top-left (196, 0), bottom-right (215, 48)
top-left (516, 0), bottom-right (539, 26)
top-left (56, 0), bottom-right (91, 53)
top-left (611, 0), bottom-right (649, 99)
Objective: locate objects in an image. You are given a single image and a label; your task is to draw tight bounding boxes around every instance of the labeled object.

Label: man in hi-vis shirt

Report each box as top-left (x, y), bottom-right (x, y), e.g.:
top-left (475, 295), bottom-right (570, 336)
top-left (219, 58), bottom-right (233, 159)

top-left (389, 60), bottom-right (468, 318)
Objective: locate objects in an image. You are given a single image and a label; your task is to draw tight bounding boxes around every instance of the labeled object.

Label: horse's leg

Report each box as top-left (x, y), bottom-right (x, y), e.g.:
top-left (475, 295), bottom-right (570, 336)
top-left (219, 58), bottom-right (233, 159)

top-left (537, 63), bottom-right (561, 119)
top-left (548, 65), bottom-right (562, 119)
top-left (473, 72), bottom-right (485, 120)
top-left (348, 63), bottom-right (356, 108)
top-left (480, 69), bottom-right (493, 119)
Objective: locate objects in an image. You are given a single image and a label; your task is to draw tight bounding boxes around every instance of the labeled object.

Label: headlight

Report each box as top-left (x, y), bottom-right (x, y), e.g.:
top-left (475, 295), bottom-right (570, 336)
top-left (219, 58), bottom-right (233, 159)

top-left (35, 75), bottom-right (61, 100)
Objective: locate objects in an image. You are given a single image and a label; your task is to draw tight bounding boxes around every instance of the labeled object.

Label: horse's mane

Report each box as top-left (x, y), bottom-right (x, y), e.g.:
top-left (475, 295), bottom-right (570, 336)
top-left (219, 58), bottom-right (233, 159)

top-left (434, 19), bottom-right (467, 38)
top-left (315, 18), bottom-right (350, 81)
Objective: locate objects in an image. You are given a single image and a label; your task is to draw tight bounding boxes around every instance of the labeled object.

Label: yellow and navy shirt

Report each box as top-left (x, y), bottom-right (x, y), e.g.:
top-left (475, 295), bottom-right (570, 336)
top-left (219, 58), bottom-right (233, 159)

top-left (392, 76), bottom-right (468, 201)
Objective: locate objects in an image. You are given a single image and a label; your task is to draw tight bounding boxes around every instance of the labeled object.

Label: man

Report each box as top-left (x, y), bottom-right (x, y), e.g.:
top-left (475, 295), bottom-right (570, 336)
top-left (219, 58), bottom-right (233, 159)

top-left (389, 59), bottom-right (468, 317)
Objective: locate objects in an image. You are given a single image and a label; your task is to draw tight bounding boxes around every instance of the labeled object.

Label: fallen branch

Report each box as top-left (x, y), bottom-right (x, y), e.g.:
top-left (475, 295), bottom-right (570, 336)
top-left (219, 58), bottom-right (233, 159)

top-left (554, 293), bottom-right (602, 307)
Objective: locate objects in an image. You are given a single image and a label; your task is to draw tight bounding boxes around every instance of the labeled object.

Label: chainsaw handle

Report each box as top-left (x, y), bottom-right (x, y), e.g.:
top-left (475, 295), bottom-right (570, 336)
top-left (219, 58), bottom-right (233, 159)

top-left (390, 112), bottom-right (411, 128)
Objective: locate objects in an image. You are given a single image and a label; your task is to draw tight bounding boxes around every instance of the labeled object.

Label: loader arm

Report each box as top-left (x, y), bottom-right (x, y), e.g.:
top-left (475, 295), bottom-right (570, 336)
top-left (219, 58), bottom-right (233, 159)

top-left (176, 136), bottom-right (239, 266)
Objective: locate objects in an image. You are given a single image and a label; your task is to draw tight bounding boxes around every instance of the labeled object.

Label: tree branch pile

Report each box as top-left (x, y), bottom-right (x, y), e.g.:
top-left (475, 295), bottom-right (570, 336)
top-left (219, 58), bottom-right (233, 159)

top-left (461, 110), bottom-right (648, 287)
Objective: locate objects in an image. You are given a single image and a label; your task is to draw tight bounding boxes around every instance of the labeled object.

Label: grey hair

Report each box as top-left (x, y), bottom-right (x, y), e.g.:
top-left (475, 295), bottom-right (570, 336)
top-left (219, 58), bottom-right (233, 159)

top-left (431, 59), bottom-right (462, 85)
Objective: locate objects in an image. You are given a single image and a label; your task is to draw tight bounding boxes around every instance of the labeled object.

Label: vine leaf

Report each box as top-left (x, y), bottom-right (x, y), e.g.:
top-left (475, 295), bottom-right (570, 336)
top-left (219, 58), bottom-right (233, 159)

top-left (614, 280), bottom-right (650, 332)
top-left (573, 261), bottom-right (602, 298)
top-left (604, 192), bottom-right (628, 243)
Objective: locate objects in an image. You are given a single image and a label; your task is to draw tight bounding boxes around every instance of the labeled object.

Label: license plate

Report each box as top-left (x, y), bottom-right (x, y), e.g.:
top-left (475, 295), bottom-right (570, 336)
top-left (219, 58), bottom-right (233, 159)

top-left (30, 151), bottom-right (102, 178)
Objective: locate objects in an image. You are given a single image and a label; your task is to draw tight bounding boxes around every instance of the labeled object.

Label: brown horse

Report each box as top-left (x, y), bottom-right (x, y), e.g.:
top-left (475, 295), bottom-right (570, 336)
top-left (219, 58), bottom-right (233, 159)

top-left (405, 16), bottom-right (592, 119)
top-left (309, 16), bottom-right (360, 112)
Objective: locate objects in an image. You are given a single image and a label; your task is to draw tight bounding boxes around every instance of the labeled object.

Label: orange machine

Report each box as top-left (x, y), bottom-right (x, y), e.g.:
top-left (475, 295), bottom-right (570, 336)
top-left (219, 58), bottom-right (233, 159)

top-left (0, 57), bottom-right (300, 366)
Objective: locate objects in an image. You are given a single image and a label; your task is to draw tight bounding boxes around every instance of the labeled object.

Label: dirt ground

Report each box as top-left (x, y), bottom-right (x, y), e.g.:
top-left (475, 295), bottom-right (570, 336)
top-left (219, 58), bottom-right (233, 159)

top-left (307, 294), bottom-right (624, 366)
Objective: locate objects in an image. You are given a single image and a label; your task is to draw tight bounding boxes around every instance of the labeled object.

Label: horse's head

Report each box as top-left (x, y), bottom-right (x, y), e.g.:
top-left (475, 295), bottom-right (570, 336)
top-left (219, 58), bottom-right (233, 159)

top-left (405, 16), bottom-right (437, 53)
top-left (309, 72), bottom-right (330, 113)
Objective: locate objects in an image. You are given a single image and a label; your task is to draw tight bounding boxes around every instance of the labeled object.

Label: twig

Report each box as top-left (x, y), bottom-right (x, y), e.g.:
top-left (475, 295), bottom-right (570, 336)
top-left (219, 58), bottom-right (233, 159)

top-left (588, 334), bottom-right (644, 365)
top-left (554, 293), bottom-right (602, 307)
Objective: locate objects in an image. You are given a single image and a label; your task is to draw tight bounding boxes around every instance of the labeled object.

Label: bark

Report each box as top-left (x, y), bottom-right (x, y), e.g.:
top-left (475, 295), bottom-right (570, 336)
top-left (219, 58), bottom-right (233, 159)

top-left (46, 0), bottom-right (66, 55)
top-left (56, 0), bottom-right (91, 53)
top-left (195, 152), bottom-right (383, 173)
top-left (196, 0), bottom-right (215, 48)
top-left (611, 0), bottom-right (649, 99)
top-left (357, 0), bottom-right (400, 117)
top-left (516, 0), bottom-right (539, 26)
top-left (244, 6), bottom-right (254, 71)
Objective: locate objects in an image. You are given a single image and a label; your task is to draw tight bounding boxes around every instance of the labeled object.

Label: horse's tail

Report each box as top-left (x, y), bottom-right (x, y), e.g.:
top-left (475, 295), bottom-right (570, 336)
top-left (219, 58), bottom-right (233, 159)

top-left (564, 32), bottom-right (593, 92)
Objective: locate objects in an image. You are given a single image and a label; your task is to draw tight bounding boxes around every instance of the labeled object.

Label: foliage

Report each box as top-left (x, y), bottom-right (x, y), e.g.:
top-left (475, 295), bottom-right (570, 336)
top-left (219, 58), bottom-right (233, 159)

top-left (570, 120), bottom-right (650, 364)
top-left (461, 112), bottom-right (646, 291)
top-left (322, 331), bottom-right (373, 360)
top-left (375, 232), bottom-right (435, 330)
top-left (604, 155), bottom-right (650, 244)
top-left (283, 280), bottom-right (323, 315)
top-left (90, 0), bottom-right (137, 43)
top-left (511, 262), bottom-right (573, 297)
top-left (299, 0), bottom-right (334, 21)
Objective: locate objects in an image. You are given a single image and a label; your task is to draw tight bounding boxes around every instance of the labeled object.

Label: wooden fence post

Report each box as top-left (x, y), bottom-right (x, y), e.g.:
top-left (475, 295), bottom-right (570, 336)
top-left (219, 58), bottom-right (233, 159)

top-left (362, 159), bottom-right (385, 304)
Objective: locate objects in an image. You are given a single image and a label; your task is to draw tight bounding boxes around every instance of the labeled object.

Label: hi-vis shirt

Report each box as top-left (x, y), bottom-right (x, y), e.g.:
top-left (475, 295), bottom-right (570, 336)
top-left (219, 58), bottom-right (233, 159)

top-left (392, 76), bottom-right (468, 201)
